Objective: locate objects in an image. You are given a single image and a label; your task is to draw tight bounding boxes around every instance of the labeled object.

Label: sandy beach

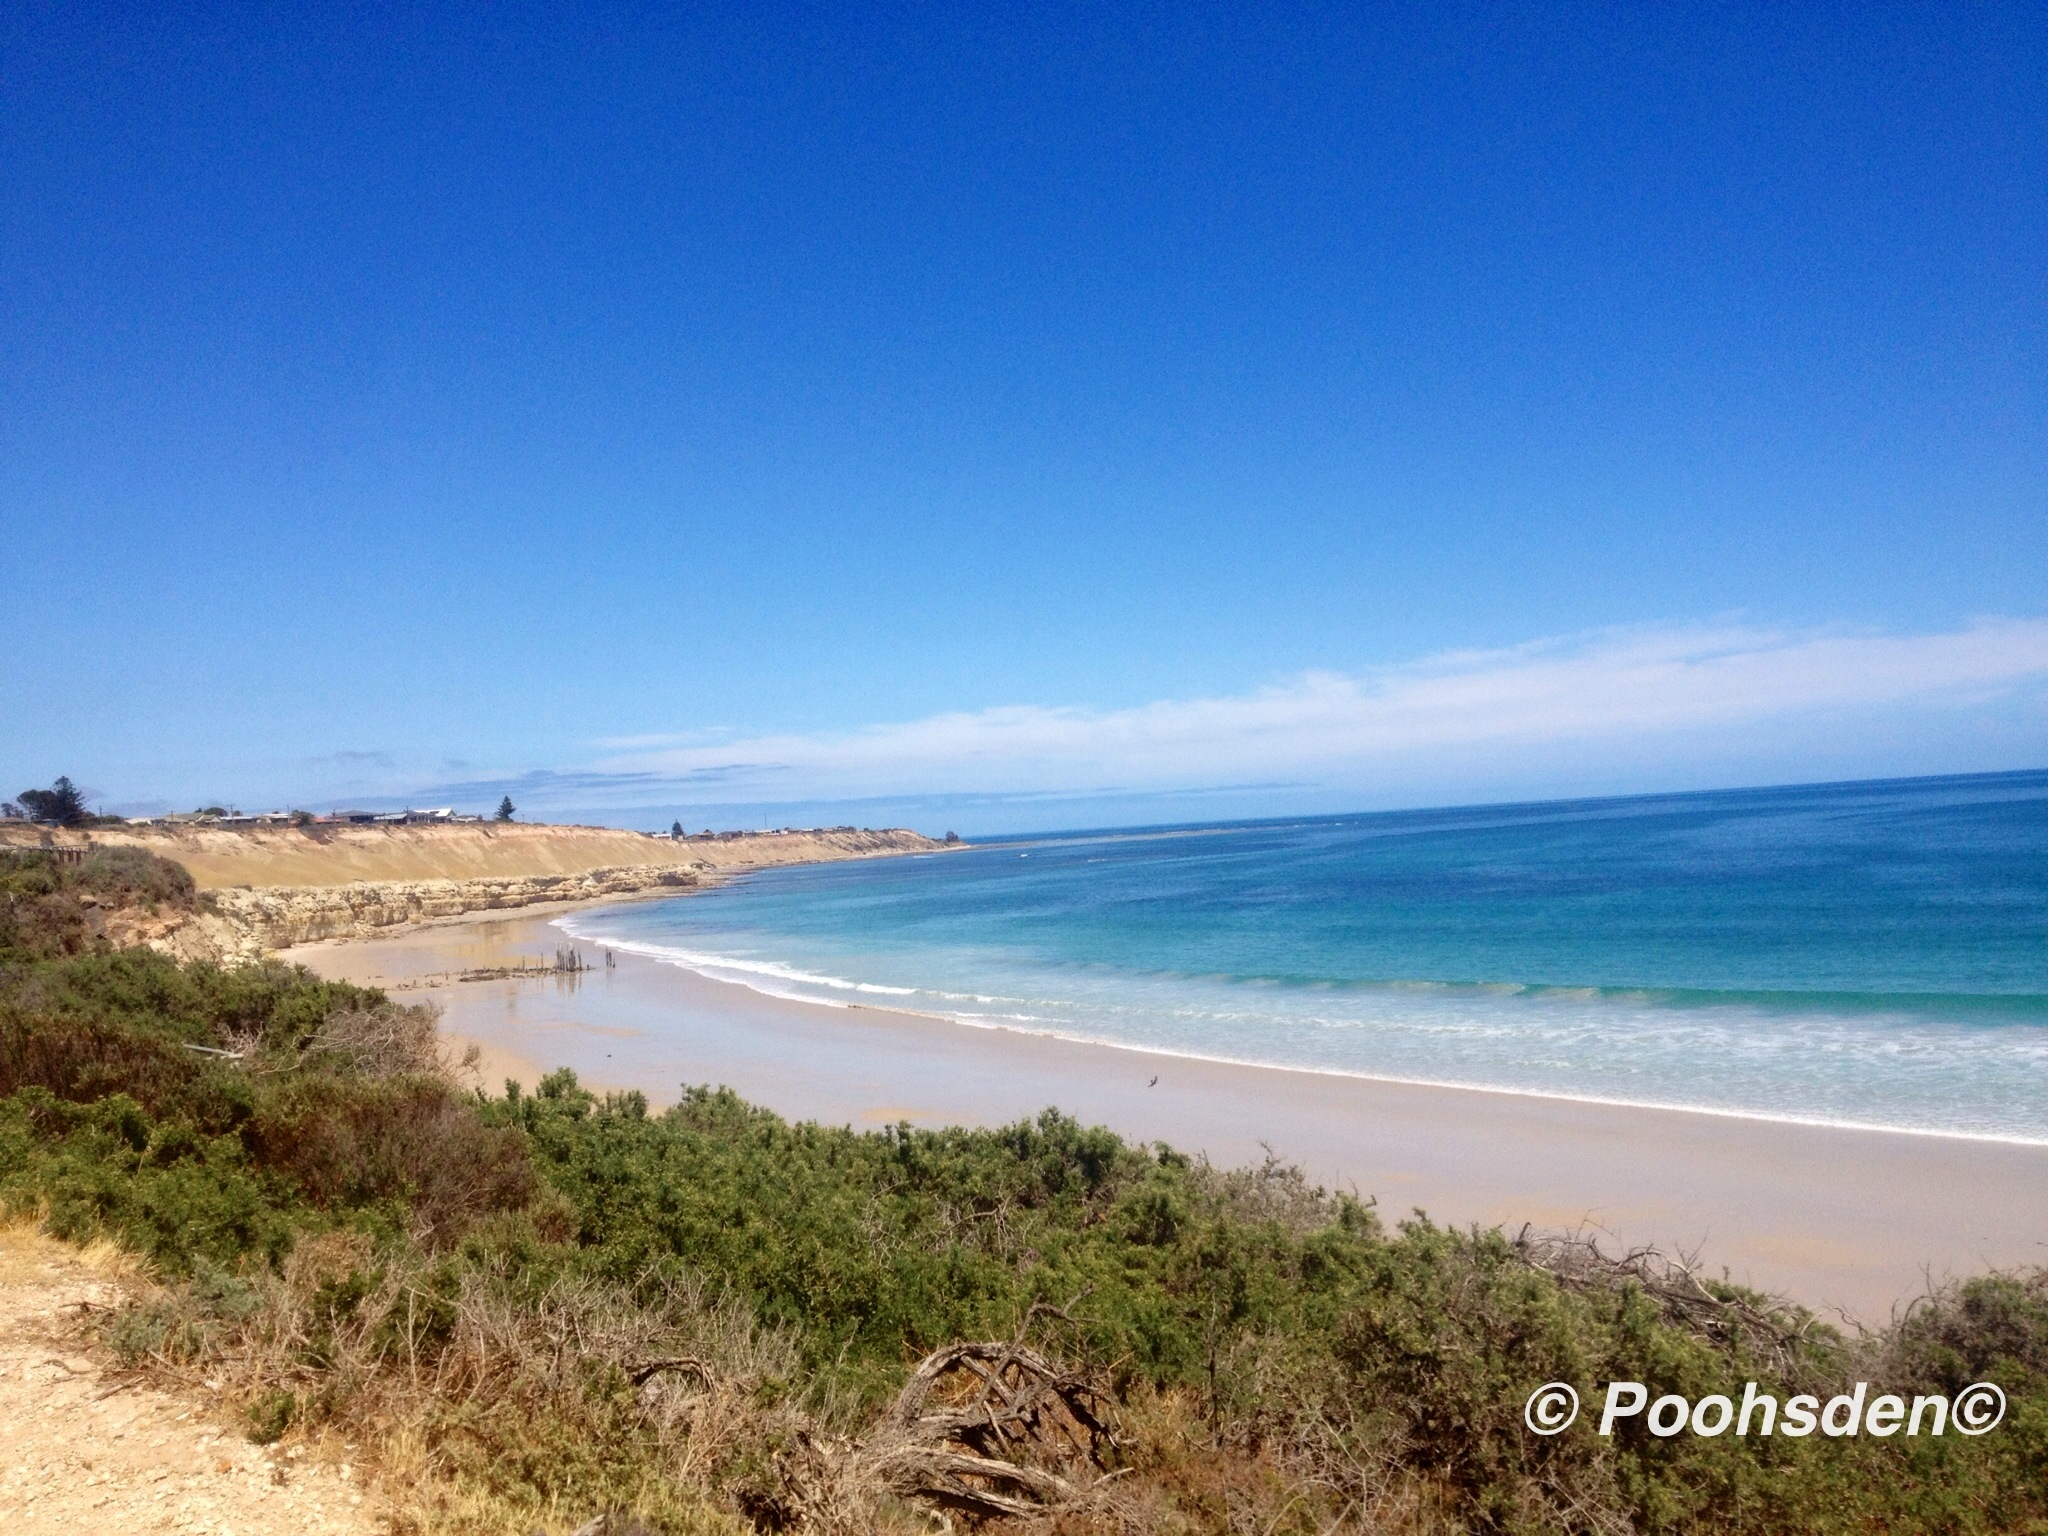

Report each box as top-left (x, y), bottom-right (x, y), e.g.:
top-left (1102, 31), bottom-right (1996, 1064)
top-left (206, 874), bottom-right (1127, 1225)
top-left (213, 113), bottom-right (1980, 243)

top-left (288, 906), bottom-right (2048, 1321)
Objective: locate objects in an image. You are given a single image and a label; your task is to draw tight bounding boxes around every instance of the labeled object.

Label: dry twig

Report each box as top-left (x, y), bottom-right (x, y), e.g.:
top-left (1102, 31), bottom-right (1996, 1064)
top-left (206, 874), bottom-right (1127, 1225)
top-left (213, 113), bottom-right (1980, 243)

top-left (1513, 1226), bottom-right (1815, 1372)
top-left (858, 1339), bottom-right (1117, 1520)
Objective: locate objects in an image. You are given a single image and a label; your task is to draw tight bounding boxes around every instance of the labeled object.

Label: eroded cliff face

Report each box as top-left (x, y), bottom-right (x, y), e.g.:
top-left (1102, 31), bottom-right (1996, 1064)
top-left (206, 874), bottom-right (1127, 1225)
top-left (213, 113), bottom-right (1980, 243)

top-left (201, 864), bottom-right (704, 957)
top-left (0, 822), bottom-right (947, 891)
top-left (0, 824), bottom-right (954, 965)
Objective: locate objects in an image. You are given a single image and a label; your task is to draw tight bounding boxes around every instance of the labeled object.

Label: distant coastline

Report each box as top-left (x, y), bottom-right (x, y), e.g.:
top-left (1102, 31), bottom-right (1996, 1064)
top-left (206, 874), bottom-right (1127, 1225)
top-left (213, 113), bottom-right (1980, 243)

top-left (0, 819), bottom-right (956, 961)
top-left (0, 817), bottom-right (954, 888)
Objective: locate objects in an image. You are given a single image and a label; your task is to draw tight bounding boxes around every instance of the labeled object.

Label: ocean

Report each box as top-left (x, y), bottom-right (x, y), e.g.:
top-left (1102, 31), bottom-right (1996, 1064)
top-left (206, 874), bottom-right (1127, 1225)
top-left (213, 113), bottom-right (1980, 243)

top-left (559, 771), bottom-right (2048, 1143)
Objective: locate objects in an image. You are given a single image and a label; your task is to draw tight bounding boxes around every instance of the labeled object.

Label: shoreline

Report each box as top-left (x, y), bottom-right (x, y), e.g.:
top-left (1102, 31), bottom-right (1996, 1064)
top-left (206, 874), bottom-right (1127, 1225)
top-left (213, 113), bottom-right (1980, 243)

top-left (287, 907), bottom-right (2048, 1319)
top-left (556, 918), bottom-right (2048, 1151)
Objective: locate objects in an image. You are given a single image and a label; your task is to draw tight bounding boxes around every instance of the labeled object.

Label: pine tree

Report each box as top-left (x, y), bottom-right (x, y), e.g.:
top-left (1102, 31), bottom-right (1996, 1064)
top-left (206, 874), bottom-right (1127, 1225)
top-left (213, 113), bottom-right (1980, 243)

top-left (496, 796), bottom-right (516, 822)
top-left (17, 776), bottom-right (89, 827)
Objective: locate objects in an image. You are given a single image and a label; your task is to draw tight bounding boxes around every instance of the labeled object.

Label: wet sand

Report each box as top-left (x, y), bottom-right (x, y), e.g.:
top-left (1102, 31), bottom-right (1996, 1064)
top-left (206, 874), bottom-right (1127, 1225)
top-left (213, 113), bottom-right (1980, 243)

top-left (289, 911), bottom-right (2048, 1320)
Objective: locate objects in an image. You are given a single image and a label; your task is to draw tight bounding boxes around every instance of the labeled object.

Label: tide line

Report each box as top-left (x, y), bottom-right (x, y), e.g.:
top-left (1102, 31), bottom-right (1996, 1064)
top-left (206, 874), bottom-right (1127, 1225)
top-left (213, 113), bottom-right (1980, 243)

top-left (548, 916), bottom-right (2048, 1150)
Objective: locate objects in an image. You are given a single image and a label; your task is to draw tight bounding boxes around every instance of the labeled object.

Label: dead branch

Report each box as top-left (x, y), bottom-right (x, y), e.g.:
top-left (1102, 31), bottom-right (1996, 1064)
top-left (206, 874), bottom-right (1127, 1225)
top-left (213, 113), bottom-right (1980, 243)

top-left (1513, 1225), bottom-right (1815, 1372)
top-left (626, 1354), bottom-right (715, 1387)
top-left (856, 1339), bottom-right (1117, 1521)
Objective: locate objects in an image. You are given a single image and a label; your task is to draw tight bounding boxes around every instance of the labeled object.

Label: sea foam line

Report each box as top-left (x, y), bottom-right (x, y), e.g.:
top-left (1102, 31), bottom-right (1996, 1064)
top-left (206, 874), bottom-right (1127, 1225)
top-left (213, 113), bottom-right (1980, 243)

top-left (551, 916), bottom-right (2048, 1149)
top-left (556, 916), bottom-right (915, 997)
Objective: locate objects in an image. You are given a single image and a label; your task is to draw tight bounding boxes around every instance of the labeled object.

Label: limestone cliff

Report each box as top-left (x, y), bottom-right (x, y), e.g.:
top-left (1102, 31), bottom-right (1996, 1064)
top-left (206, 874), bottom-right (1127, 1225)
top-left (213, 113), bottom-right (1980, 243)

top-left (0, 821), bottom-right (947, 891)
top-left (193, 864), bottom-right (705, 958)
top-left (0, 823), bottom-right (954, 963)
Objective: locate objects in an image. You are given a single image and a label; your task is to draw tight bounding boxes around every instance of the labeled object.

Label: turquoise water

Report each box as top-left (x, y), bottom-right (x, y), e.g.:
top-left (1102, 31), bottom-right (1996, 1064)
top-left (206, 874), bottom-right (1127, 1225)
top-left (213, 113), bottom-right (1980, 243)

top-left (561, 771), bottom-right (2048, 1142)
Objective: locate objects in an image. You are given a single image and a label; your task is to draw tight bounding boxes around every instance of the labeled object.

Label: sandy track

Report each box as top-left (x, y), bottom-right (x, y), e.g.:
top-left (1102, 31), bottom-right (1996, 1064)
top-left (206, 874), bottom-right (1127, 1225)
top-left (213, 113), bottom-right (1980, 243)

top-left (0, 1225), bottom-right (378, 1535)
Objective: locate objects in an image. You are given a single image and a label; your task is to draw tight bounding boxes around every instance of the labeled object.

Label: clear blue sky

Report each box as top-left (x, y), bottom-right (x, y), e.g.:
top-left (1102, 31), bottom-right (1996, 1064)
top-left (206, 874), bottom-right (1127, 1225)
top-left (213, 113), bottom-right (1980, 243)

top-left (4, 3), bottom-right (2044, 832)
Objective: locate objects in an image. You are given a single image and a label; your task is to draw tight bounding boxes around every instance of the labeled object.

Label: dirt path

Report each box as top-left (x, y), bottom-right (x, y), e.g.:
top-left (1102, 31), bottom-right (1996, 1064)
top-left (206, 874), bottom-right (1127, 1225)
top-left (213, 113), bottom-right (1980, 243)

top-left (0, 1223), bottom-right (380, 1535)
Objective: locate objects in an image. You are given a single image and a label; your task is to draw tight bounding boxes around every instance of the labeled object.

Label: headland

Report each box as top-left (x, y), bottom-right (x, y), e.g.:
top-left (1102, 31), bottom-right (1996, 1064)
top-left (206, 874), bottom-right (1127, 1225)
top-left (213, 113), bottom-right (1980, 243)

top-left (0, 820), bottom-right (951, 960)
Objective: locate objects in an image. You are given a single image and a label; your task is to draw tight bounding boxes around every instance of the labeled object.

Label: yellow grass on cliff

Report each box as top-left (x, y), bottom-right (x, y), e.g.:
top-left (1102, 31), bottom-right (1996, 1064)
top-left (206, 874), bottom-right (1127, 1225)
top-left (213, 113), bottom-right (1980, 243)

top-left (0, 821), bottom-right (946, 890)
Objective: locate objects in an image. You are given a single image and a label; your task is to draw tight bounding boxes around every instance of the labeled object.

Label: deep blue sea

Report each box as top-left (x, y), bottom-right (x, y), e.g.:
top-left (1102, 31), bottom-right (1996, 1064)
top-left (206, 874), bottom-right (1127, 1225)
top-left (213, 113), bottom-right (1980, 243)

top-left (560, 771), bottom-right (2048, 1143)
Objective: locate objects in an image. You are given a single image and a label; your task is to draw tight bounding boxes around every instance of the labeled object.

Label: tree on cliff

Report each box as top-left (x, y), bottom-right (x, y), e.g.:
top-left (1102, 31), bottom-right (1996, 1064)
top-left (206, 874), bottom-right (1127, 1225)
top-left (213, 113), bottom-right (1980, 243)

top-left (17, 777), bottom-right (89, 827)
top-left (496, 796), bottom-right (516, 822)
top-left (671, 820), bottom-right (684, 838)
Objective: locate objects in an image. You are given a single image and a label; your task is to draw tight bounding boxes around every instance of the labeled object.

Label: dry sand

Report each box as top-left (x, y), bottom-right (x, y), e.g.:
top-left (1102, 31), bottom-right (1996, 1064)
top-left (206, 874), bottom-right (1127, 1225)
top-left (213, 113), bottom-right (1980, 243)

top-left (289, 911), bottom-right (2048, 1322)
top-left (0, 1223), bottom-right (378, 1536)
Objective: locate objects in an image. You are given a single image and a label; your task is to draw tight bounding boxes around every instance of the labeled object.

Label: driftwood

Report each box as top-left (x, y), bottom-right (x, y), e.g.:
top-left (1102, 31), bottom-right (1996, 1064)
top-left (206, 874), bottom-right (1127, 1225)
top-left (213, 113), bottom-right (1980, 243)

top-left (616, 1335), bottom-right (1117, 1526)
top-left (860, 1340), bottom-right (1118, 1519)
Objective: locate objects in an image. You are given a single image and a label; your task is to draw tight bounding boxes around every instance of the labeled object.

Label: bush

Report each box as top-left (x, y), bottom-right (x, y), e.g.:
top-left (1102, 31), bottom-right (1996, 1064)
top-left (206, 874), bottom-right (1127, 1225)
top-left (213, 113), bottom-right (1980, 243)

top-left (2, 927), bottom-right (2043, 1532)
top-left (0, 846), bottom-right (197, 957)
top-left (0, 939), bottom-right (534, 1273)
top-left (75, 846), bottom-right (197, 910)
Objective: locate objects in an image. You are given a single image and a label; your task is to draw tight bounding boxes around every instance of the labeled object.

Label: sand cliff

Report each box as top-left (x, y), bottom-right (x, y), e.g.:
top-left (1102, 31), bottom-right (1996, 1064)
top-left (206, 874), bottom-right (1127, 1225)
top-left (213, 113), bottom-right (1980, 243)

top-left (0, 822), bottom-right (951, 962)
top-left (0, 820), bottom-right (941, 889)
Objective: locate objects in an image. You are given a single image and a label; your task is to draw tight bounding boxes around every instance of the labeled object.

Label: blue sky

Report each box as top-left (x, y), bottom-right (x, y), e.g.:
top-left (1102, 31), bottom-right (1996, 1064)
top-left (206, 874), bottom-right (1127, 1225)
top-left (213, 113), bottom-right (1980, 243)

top-left (3, 3), bottom-right (2044, 833)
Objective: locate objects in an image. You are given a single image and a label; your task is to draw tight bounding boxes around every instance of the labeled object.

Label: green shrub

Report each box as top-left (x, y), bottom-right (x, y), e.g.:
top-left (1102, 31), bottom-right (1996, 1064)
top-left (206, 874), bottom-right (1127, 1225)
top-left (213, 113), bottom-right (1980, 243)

top-left (0, 846), bottom-right (196, 956)
top-left (246, 1388), bottom-right (298, 1443)
top-left (1, 929), bottom-right (2043, 1532)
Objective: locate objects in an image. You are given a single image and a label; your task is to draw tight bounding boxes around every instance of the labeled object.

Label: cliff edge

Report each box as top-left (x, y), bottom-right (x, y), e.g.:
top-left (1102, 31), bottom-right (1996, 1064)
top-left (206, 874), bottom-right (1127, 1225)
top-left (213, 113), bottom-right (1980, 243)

top-left (0, 823), bottom-right (953, 962)
top-left (0, 820), bottom-right (944, 889)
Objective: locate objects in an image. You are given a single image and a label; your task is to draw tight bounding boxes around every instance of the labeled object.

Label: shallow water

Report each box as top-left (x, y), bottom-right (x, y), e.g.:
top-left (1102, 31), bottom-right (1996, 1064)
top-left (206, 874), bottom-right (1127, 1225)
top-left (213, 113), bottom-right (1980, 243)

top-left (561, 771), bottom-right (2048, 1142)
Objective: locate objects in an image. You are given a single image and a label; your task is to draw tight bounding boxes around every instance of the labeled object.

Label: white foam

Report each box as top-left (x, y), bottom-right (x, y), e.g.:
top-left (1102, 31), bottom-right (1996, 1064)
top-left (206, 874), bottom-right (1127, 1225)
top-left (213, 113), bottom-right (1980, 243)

top-left (557, 915), bottom-right (915, 996)
top-left (551, 912), bottom-right (2048, 1148)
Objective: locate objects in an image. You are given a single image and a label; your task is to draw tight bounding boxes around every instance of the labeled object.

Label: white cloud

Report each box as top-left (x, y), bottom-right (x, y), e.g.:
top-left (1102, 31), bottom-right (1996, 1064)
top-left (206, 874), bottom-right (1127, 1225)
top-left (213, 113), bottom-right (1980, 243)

top-left (587, 617), bottom-right (2048, 801)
